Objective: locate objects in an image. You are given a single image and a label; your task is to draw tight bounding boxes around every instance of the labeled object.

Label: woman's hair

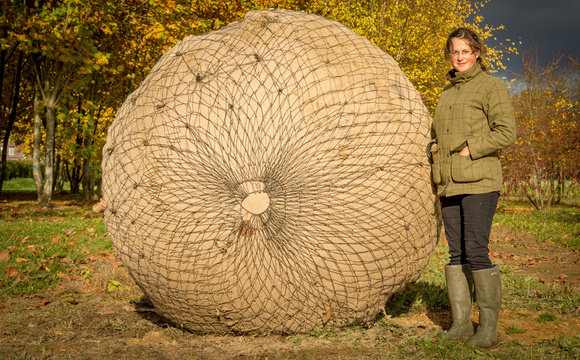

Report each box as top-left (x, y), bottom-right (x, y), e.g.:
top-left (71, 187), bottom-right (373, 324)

top-left (445, 28), bottom-right (488, 72)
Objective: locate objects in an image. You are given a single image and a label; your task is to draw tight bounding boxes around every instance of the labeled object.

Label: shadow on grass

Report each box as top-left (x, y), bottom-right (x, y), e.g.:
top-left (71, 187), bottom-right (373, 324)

top-left (132, 294), bottom-right (183, 330)
top-left (384, 280), bottom-right (452, 329)
top-left (0, 190), bottom-right (87, 202)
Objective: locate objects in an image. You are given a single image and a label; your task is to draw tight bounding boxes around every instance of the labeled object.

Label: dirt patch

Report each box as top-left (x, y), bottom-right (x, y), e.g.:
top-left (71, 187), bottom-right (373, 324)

top-left (1, 226), bottom-right (579, 359)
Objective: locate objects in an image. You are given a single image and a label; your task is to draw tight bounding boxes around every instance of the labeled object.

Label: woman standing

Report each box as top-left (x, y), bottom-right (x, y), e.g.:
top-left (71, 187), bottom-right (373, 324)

top-left (429, 28), bottom-right (516, 347)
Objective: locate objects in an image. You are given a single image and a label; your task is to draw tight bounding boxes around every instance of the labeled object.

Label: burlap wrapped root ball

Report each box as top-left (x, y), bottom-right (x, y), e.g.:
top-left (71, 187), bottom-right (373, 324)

top-left (102, 9), bottom-right (438, 334)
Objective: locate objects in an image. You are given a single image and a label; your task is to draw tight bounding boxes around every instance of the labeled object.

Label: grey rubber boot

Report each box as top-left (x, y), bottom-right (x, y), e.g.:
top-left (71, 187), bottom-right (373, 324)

top-left (465, 265), bottom-right (502, 348)
top-left (437, 264), bottom-right (475, 339)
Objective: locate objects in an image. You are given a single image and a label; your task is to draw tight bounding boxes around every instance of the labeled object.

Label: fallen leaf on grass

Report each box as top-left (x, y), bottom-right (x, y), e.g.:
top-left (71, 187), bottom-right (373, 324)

top-left (82, 248), bottom-right (91, 255)
top-left (81, 283), bottom-right (99, 292)
top-left (6, 267), bottom-right (21, 277)
top-left (20, 236), bottom-right (30, 243)
top-left (66, 298), bottom-right (79, 305)
top-left (25, 300), bottom-right (50, 311)
top-left (99, 310), bottom-right (117, 315)
top-left (15, 258), bottom-right (30, 263)
top-left (111, 260), bottom-right (124, 268)
top-left (62, 229), bottom-right (76, 237)
top-left (558, 274), bottom-right (568, 279)
top-left (50, 236), bottom-right (60, 243)
top-left (56, 272), bottom-right (71, 281)
top-left (0, 303), bottom-right (5, 309)
top-left (0, 250), bottom-right (9, 262)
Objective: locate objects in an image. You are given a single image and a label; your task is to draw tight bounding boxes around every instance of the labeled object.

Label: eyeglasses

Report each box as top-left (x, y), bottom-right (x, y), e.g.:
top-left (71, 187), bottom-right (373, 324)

top-left (449, 50), bottom-right (475, 58)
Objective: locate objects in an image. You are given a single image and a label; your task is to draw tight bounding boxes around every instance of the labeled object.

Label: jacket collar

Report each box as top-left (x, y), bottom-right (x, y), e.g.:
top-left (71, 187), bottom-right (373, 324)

top-left (446, 63), bottom-right (483, 85)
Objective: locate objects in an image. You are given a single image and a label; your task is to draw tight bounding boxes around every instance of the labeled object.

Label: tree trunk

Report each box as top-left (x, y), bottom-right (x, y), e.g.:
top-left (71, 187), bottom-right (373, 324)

top-left (38, 104), bottom-right (56, 207)
top-left (82, 76), bottom-right (99, 201)
top-left (32, 91), bottom-right (44, 200)
top-left (55, 164), bottom-right (64, 193)
top-left (82, 137), bottom-right (94, 201)
top-left (53, 153), bottom-right (61, 193)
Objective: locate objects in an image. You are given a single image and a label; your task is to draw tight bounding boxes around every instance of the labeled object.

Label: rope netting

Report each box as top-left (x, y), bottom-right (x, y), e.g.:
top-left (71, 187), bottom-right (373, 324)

top-left (102, 9), bottom-right (438, 334)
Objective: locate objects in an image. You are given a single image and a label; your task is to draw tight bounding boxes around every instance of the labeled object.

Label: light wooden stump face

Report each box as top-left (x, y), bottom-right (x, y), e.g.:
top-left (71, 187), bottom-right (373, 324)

top-left (102, 9), bottom-right (438, 334)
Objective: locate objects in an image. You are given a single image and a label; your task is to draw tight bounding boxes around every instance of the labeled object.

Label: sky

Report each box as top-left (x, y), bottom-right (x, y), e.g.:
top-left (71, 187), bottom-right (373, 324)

top-left (472, 0), bottom-right (580, 79)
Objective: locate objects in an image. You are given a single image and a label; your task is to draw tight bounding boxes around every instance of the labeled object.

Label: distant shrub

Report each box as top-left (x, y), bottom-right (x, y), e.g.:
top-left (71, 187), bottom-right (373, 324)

top-left (4, 160), bottom-right (41, 180)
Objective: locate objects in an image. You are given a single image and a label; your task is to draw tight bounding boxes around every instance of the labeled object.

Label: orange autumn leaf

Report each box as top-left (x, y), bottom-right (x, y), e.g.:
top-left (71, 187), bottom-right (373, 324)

top-left (81, 283), bottom-right (99, 292)
top-left (15, 258), bottom-right (31, 263)
top-left (6, 267), bottom-right (21, 277)
top-left (56, 272), bottom-right (72, 281)
top-left (0, 250), bottom-right (9, 262)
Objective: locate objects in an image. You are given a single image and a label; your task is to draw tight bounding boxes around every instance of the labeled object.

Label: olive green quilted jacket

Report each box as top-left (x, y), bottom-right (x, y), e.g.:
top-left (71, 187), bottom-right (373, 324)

top-left (429, 64), bottom-right (516, 197)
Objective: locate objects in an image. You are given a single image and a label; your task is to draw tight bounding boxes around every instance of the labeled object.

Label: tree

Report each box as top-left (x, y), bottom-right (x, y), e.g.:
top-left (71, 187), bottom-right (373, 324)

top-left (0, 1), bottom-right (33, 194)
top-left (502, 48), bottom-right (580, 210)
top-left (25, 0), bottom-right (112, 207)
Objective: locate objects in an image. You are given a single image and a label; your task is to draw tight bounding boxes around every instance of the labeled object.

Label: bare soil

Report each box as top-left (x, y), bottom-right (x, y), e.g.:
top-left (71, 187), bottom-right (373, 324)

top-left (1, 226), bottom-right (579, 359)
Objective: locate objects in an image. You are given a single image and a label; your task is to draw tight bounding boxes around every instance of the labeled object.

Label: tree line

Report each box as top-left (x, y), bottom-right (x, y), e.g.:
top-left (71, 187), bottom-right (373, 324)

top-left (503, 49), bottom-right (580, 210)
top-left (3, 0), bottom-right (573, 210)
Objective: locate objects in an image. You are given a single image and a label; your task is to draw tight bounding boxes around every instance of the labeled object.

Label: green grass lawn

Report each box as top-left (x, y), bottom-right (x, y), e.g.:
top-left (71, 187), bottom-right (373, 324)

top-left (0, 194), bottom-right (111, 298)
top-left (2, 177), bottom-right (72, 192)
top-left (495, 198), bottom-right (580, 249)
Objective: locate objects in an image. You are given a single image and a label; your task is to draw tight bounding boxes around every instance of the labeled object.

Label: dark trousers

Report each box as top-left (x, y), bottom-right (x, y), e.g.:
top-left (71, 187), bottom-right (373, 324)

top-left (440, 192), bottom-right (499, 271)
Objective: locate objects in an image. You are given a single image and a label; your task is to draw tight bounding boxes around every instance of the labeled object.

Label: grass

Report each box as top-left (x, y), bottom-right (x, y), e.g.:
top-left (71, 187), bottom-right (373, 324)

top-left (2, 177), bottom-right (74, 193)
top-left (393, 335), bottom-right (580, 360)
top-left (500, 270), bottom-right (580, 314)
top-left (2, 178), bottom-right (37, 191)
top-left (537, 312), bottom-right (558, 324)
top-left (0, 194), bottom-right (111, 299)
top-left (494, 198), bottom-right (580, 249)
top-left (505, 325), bottom-right (526, 334)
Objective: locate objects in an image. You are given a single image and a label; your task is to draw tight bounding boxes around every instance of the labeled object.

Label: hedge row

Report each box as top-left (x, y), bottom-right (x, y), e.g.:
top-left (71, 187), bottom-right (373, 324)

top-left (2, 160), bottom-right (42, 180)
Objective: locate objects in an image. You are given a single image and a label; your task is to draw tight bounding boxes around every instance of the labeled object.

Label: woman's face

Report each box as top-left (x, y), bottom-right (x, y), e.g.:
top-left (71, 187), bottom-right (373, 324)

top-left (449, 38), bottom-right (480, 72)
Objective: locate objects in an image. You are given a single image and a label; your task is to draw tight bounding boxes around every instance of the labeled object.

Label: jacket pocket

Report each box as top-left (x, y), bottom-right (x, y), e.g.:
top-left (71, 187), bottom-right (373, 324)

top-left (431, 151), bottom-right (442, 184)
top-left (451, 153), bottom-right (484, 183)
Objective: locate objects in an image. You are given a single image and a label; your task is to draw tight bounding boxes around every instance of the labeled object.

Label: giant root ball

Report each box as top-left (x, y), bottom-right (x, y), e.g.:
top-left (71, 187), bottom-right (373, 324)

top-left (102, 9), bottom-right (438, 334)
